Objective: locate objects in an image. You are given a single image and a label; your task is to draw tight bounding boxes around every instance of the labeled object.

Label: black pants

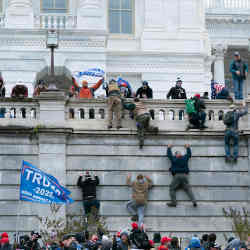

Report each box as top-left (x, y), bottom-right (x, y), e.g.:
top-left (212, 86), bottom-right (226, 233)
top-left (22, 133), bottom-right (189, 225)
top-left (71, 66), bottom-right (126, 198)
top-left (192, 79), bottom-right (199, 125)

top-left (83, 199), bottom-right (100, 215)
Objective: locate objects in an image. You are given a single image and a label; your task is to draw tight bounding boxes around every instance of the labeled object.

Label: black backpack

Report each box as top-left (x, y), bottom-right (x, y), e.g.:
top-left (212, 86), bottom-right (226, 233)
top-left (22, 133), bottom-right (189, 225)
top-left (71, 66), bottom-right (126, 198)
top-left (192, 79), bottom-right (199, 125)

top-left (131, 230), bottom-right (150, 249)
top-left (223, 111), bottom-right (235, 126)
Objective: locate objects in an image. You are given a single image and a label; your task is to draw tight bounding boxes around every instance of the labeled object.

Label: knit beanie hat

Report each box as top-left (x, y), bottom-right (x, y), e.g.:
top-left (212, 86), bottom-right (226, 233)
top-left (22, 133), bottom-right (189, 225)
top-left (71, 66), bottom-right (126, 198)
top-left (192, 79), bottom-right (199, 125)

top-left (161, 237), bottom-right (171, 244)
top-left (131, 223), bottom-right (139, 230)
top-left (1, 232), bottom-right (8, 239)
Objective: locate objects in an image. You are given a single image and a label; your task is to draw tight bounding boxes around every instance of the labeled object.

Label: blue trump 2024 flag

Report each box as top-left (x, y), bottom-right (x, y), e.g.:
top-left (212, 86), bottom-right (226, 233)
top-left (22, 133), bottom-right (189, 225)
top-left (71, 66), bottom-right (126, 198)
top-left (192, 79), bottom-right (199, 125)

top-left (20, 161), bottom-right (74, 204)
top-left (75, 68), bottom-right (105, 78)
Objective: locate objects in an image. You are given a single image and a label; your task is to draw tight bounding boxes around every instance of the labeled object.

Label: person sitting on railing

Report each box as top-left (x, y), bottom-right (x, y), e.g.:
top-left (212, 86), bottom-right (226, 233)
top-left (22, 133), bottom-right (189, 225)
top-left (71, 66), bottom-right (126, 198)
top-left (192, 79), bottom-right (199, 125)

top-left (223, 102), bottom-right (247, 163)
top-left (77, 77), bottom-right (104, 99)
top-left (106, 79), bottom-right (123, 129)
top-left (166, 144), bottom-right (197, 208)
top-left (11, 84), bottom-right (28, 98)
top-left (33, 80), bottom-right (47, 97)
top-left (215, 87), bottom-right (233, 102)
top-left (186, 94), bottom-right (207, 130)
top-left (167, 78), bottom-right (187, 100)
top-left (0, 77), bottom-right (6, 98)
top-left (136, 81), bottom-right (153, 99)
top-left (123, 98), bottom-right (158, 149)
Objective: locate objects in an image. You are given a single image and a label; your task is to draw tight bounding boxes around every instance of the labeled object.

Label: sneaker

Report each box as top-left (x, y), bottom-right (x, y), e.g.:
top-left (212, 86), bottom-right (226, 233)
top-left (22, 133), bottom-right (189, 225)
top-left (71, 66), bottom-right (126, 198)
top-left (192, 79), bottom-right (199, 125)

top-left (233, 157), bottom-right (238, 163)
top-left (167, 202), bottom-right (177, 207)
top-left (193, 202), bottom-right (197, 207)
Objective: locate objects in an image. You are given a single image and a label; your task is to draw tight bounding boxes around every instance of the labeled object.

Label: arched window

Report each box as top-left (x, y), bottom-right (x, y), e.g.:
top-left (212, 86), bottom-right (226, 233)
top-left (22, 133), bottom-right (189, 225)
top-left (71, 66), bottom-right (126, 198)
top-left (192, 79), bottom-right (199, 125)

top-left (69, 109), bottom-right (75, 119)
top-left (89, 109), bottom-right (95, 119)
top-left (31, 108), bottom-right (36, 119)
top-left (99, 109), bottom-right (105, 119)
top-left (179, 110), bottom-right (185, 120)
top-left (109, 0), bottom-right (133, 34)
top-left (169, 110), bottom-right (175, 120)
top-left (41, 0), bottom-right (67, 13)
top-left (79, 109), bottom-right (85, 119)
top-left (218, 110), bottom-right (224, 121)
top-left (159, 110), bottom-right (166, 121)
top-left (20, 108), bottom-right (26, 119)
top-left (209, 110), bottom-right (214, 121)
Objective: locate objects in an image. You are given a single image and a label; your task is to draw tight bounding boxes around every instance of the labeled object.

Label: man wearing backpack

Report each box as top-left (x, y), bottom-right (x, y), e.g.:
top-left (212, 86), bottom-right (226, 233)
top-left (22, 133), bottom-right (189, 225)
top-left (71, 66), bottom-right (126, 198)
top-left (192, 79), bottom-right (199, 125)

top-left (126, 174), bottom-right (153, 228)
top-left (186, 94), bottom-right (207, 130)
top-left (230, 52), bottom-right (248, 100)
top-left (223, 102), bottom-right (248, 163)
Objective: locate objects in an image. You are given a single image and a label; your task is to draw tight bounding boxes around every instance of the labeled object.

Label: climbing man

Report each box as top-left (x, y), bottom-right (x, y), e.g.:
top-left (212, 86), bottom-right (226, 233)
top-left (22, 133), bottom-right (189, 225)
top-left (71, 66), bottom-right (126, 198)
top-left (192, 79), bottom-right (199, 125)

top-left (124, 98), bottom-right (158, 149)
top-left (77, 171), bottom-right (100, 216)
top-left (106, 79), bottom-right (123, 129)
top-left (223, 102), bottom-right (248, 163)
top-left (126, 174), bottom-right (153, 228)
top-left (167, 144), bottom-right (197, 207)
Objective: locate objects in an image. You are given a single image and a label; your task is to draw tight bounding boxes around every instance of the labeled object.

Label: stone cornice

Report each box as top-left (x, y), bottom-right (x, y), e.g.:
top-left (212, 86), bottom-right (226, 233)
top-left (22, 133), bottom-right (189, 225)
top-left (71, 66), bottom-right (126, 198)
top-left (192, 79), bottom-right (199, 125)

top-left (206, 14), bottom-right (250, 24)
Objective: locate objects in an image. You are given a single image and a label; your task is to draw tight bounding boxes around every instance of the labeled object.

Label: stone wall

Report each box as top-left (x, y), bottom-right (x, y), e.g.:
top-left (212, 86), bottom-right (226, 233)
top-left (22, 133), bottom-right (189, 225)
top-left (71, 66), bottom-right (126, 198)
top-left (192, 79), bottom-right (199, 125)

top-left (0, 93), bottom-right (249, 246)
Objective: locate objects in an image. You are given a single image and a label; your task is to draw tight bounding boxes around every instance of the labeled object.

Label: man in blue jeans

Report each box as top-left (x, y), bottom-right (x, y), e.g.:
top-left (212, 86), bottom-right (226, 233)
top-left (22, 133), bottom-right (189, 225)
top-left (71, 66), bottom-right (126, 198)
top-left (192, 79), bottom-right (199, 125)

top-left (230, 52), bottom-right (248, 100)
top-left (126, 174), bottom-right (153, 228)
top-left (223, 102), bottom-right (248, 163)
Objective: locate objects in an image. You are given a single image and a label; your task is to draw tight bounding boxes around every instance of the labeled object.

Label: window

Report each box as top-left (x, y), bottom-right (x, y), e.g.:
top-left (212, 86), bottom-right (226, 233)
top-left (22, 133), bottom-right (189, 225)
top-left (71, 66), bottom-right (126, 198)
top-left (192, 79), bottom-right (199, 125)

top-left (109, 0), bottom-right (133, 34)
top-left (41, 0), bottom-right (67, 13)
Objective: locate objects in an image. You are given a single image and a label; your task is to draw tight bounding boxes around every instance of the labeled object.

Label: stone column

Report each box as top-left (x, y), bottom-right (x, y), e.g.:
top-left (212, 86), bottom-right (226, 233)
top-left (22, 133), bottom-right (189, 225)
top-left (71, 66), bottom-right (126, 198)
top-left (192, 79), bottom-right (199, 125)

top-left (6, 0), bottom-right (34, 28)
top-left (212, 43), bottom-right (228, 84)
top-left (77, 0), bottom-right (107, 31)
top-left (36, 91), bottom-right (69, 219)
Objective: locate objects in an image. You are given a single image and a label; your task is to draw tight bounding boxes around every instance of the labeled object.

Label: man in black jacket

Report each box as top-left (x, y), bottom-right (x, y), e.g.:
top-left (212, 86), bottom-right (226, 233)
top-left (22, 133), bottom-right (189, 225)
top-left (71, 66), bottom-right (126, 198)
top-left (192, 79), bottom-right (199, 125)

top-left (167, 144), bottom-right (197, 207)
top-left (136, 81), bottom-right (153, 99)
top-left (77, 171), bottom-right (100, 215)
top-left (167, 78), bottom-right (187, 100)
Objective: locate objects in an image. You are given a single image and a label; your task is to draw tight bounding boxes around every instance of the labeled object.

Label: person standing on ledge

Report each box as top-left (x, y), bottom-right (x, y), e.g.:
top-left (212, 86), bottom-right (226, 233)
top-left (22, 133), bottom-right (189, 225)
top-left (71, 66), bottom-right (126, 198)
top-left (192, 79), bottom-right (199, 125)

top-left (166, 144), bottom-right (197, 207)
top-left (223, 102), bottom-right (248, 163)
top-left (78, 77), bottom-right (104, 99)
top-left (230, 51), bottom-right (248, 100)
top-left (77, 171), bottom-right (100, 216)
top-left (136, 81), bottom-right (153, 99)
top-left (126, 174), bottom-right (153, 228)
top-left (106, 79), bottom-right (123, 129)
top-left (167, 78), bottom-right (187, 100)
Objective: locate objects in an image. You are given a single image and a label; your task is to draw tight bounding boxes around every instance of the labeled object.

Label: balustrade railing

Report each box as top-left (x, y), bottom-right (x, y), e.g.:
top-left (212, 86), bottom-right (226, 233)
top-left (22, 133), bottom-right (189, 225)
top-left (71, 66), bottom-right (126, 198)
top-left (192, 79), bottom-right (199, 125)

top-left (0, 99), bottom-right (39, 120)
top-left (35, 14), bottom-right (77, 29)
top-left (65, 99), bottom-right (247, 127)
top-left (0, 97), bottom-right (247, 131)
top-left (206, 0), bottom-right (250, 10)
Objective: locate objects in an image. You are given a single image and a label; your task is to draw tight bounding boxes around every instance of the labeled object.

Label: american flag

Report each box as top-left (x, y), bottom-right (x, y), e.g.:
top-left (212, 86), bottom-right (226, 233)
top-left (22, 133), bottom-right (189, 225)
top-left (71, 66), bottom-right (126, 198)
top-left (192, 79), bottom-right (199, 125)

top-left (211, 80), bottom-right (224, 99)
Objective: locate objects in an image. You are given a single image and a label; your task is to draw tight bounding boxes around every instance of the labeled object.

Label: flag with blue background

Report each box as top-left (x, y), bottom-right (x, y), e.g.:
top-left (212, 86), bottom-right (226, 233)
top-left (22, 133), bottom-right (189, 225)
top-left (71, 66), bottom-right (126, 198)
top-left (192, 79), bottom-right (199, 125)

top-left (20, 161), bottom-right (74, 204)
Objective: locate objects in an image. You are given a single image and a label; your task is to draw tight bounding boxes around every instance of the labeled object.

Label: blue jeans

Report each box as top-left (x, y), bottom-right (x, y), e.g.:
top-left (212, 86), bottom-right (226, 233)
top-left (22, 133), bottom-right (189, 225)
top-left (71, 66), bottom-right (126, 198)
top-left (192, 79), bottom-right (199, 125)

top-left (127, 200), bottom-right (145, 227)
top-left (233, 78), bottom-right (244, 100)
top-left (224, 130), bottom-right (239, 158)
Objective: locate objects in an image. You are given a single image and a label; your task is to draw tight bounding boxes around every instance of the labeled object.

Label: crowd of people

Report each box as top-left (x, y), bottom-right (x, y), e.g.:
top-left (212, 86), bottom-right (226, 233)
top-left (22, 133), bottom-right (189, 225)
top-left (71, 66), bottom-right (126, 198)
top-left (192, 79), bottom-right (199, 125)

top-left (1, 228), bottom-right (249, 250)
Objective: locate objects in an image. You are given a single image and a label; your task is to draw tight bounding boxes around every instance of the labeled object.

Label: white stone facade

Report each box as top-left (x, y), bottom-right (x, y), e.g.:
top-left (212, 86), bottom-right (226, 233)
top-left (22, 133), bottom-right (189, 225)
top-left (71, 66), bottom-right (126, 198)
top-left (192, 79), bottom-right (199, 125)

top-left (0, 0), bottom-right (249, 98)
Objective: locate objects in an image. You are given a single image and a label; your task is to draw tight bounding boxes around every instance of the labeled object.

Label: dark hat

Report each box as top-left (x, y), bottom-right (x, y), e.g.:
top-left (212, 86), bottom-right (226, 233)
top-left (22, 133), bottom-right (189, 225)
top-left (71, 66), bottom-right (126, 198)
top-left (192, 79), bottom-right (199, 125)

top-left (109, 79), bottom-right (116, 84)
top-left (62, 234), bottom-right (74, 241)
top-left (142, 81), bottom-right (148, 86)
top-left (176, 77), bottom-right (182, 83)
top-left (234, 51), bottom-right (240, 56)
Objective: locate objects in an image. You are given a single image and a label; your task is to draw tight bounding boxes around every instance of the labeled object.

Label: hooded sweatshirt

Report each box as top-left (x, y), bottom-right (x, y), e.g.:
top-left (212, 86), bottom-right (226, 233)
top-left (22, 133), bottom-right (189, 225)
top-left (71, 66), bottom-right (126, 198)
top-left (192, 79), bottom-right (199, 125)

top-left (127, 177), bottom-right (153, 205)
